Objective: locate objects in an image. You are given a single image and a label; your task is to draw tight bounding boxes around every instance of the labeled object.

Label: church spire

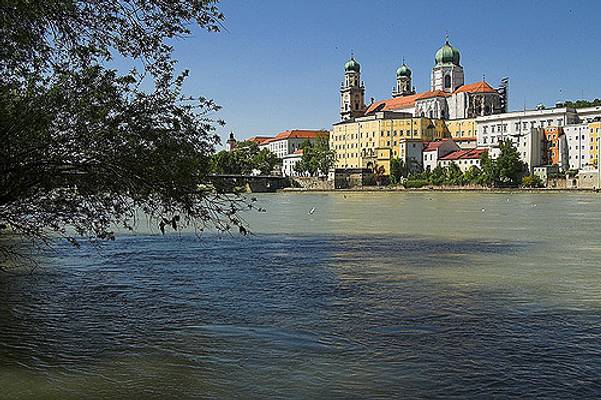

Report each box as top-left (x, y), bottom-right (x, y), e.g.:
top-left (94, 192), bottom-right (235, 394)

top-left (340, 55), bottom-right (366, 120)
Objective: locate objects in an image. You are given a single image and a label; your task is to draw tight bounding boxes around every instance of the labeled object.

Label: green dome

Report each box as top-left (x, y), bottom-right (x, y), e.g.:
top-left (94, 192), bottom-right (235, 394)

top-left (435, 38), bottom-right (460, 65)
top-left (396, 63), bottom-right (411, 78)
top-left (344, 57), bottom-right (361, 73)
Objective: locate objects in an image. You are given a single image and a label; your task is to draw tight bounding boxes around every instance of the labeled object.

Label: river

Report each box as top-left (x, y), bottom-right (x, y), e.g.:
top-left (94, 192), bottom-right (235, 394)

top-left (1, 192), bottom-right (601, 399)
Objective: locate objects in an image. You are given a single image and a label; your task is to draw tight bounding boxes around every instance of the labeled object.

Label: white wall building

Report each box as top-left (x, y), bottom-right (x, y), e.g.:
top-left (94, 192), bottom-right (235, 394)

top-left (438, 148), bottom-right (488, 172)
top-left (259, 130), bottom-right (328, 159)
top-left (422, 139), bottom-right (460, 172)
top-left (485, 128), bottom-right (544, 173)
top-left (476, 107), bottom-right (579, 148)
top-left (281, 150), bottom-right (304, 177)
top-left (476, 108), bottom-right (583, 171)
top-left (575, 106), bottom-right (601, 124)
top-left (564, 123), bottom-right (594, 170)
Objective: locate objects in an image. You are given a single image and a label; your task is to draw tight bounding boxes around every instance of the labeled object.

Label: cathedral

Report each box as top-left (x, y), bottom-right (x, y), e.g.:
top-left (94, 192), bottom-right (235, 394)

top-left (339, 37), bottom-right (508, 122)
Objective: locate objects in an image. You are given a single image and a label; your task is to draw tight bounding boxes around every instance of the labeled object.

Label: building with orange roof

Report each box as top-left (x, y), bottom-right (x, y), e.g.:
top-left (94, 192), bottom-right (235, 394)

top-left (330, 37), bottom-right (504, 176)
top-left (338, 37), bottom-right (505, 123)
top-left (258, 129), bottom-right (329, 159)
top-left (246, 136), bottom-right (271, 145)
top-left (439, 148), bottom-right (488, 172)
top-left (423, 139), bottom-right (460, 172)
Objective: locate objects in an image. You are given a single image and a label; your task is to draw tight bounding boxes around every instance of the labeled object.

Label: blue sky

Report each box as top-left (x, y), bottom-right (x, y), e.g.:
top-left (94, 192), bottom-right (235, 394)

top-left (168, 0), bottom-right (601, 143)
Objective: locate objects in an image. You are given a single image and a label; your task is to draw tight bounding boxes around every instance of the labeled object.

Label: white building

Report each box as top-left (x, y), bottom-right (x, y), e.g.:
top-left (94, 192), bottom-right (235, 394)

top-left (438, 148), bottom-right (488, 172)
top-left (564, 123), bottom-right (594, 170)
top-left (399, 139), bottom-right (424, 171)
top-left (422, 139), bottom-right (460, 172)
top-left (281, 150), bottom-right (304, 177)
top-left (259, 130), bottom-right (328, 159)
top-left (476, 107), bottom-right (583, 172)
top-left (476, 107), bottom-right (579, 148)
top-left (574, 105), bottom-right (601, 124)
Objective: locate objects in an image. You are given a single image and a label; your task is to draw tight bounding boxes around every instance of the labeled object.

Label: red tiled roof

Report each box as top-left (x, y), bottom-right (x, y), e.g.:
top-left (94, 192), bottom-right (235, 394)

top-left (440, 148), bottom-right (488, 161)
top-left (365, 82), bottom-right (496, 115)
top-left (365, 90), bottom-right (452, 114)
top-left (365, 93), bottom-right (422, 113)
top-left (247, 136), bottom-right (271, 144)
top-left (261, 130), bottom-right (328, 144)
top-left (417, 90), bottom-right (451, 100)
top-left (453, 81), bottom-right (497, 94)
top-left (423, 139), bottom-right (451, 152)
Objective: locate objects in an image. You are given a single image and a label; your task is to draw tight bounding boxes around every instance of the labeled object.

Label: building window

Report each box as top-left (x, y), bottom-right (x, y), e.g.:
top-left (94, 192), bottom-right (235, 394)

top-left (444, 74), bottom-right (451, 89)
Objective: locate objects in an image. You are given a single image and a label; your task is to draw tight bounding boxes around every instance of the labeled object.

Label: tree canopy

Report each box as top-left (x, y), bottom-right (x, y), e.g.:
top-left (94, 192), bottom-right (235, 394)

top-left (496, 140), bottom-right (526, 186)
top-left (0, 1), bottom-right (254, 266)
top-left (389, 158), bottom-right (409, 184)
top-left (402, 141), bottom-right (526, 189)
top-left (211, 141), bottom-right (280, 176)
top-left (562, 99), bottom-right (601, 109)
top-left (294, 136), bottom-right (335, 177)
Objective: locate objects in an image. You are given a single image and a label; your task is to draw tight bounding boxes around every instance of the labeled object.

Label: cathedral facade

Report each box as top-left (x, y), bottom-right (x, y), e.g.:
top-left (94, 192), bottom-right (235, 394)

top-left (331, 37), bottom-right (508, 174)
top-left (339, 37), bottom-right (507, 122)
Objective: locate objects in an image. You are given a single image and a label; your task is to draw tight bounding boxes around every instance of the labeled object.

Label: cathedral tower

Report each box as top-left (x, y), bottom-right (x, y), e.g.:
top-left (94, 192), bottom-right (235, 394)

top-left (431, 36), bottom-right (464, 93)
top-left (340, 56), bottom-right (366, 121)
top-left (392, 60), bottom-right (415, 98)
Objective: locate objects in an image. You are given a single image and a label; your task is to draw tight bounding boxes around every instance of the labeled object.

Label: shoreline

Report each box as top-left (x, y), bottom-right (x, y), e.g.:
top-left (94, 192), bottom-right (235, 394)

top-left (280, 187), bottom-right (600, 194)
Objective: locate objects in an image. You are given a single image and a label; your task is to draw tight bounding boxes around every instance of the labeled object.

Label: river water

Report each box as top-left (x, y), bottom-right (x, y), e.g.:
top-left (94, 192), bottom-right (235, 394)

top-left (1, 192), bottom-right (601, 399)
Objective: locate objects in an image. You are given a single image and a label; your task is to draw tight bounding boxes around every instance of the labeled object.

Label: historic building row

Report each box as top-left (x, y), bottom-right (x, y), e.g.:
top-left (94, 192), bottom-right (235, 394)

top-left (331, 37), bottom-right (601, 182)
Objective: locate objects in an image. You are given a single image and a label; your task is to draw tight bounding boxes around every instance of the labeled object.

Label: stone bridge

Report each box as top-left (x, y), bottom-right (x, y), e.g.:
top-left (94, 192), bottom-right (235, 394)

top-left (208, 174), bottom-right (290, 193)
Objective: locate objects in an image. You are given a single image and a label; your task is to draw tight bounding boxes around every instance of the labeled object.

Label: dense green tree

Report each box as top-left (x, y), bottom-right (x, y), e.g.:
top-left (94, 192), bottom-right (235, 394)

top-left (0, 1), bottom-right (258, 266)
top-left (211, 142), bottom-right (280, 175)
top-left (431, 165), bottom-right (446, 186)
top-left (232, 141), bottom-right (259, 175)
top-left (390, 158), bottom-right (409, 184)
top-left (463, 166), bottom-right (482, 184)
top-left (294, 136), bottom-right (334, 177)
top-left (253, 148), bottom-right (281, 175)
top-left (477, 152), bottom-right (499, 187)
top-left (497, 140), bottom-right (526, 186)
top-left (522, 174), bottom-right (543, 188)
top-left (445, 163), bottom-right (464, 186)
top-left (211, 151), bottom-right (240, 175)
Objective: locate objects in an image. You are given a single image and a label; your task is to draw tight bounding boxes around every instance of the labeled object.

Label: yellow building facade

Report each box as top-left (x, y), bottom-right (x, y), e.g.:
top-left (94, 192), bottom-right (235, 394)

top-left (445, 118), bottom-right (477, 140)
top-left (331, 112), bottom-right (459, 174)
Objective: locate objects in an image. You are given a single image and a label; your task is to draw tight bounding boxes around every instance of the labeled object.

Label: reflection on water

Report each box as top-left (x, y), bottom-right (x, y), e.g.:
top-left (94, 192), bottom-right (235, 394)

top-left (1, 193), bottom-right (601, 399)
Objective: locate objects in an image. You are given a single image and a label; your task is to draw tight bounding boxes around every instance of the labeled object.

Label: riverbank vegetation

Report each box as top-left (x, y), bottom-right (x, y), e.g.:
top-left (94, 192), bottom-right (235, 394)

top-left (0, 1), bottom-right (253, 267)
top-left (401, 140), bottom-right (527, 189)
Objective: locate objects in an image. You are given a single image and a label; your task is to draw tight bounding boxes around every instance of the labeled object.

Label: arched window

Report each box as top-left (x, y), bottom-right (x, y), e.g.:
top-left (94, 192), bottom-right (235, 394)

top-left (444, 75), bottom-right (451, 89)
